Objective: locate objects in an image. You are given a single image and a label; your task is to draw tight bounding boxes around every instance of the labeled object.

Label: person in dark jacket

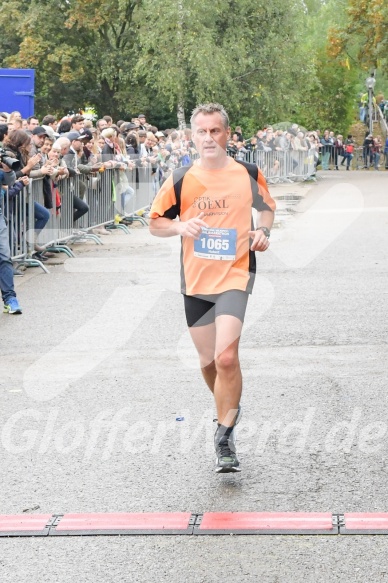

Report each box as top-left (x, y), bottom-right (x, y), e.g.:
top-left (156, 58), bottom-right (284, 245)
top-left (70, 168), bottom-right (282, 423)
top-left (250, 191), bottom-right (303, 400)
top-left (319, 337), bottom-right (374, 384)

top-left (0, 145), bottom-right (22, 314)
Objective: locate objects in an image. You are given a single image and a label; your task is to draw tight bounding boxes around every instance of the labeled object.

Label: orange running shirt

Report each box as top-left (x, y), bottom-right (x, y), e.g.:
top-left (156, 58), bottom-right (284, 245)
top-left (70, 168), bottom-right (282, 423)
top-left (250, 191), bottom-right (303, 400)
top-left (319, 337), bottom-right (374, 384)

top-left (150, 159), bottom-right (276, 296)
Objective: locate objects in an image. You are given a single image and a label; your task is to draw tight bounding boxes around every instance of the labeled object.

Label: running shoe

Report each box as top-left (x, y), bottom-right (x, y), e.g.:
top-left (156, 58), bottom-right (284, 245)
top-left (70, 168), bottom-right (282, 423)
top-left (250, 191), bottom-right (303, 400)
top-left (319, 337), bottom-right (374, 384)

top-left (3, 297), bottom-right (22, 314)
top-left (214, 427), bottom-right (241, 473)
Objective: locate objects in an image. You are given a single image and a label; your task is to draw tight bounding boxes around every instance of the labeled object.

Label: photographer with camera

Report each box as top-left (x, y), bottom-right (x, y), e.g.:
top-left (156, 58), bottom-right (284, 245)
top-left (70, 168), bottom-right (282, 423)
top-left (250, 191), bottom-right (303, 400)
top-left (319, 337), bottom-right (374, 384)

top-left (0, 124), bottom-right (22, 314)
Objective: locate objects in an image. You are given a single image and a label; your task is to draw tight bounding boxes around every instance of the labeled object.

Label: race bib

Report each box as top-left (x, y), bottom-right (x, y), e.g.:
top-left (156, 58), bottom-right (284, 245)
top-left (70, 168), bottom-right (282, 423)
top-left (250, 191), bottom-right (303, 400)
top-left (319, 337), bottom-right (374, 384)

top-left (194, 227), bottom-right (237, 260)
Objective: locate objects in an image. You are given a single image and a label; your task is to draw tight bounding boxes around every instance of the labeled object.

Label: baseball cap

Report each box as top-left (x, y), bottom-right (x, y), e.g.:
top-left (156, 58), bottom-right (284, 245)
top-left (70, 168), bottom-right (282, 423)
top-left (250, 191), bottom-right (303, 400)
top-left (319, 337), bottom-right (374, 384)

top-left (32, 126), bottom-right (49, 136)
top-left (138, 114), bottom-right (146, 118)
top-left (41, 125), bottom-right (56, 139)
top-left (66, 131), bottom-right (88, 142)
top-left (79, 128), bottom-right (93, 141)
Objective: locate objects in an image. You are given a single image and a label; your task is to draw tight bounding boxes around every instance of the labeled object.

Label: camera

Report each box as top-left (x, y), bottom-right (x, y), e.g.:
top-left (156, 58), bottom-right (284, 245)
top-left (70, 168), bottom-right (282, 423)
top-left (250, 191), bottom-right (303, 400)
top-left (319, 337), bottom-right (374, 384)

top-left (0, 147), bottom-right (21, 171)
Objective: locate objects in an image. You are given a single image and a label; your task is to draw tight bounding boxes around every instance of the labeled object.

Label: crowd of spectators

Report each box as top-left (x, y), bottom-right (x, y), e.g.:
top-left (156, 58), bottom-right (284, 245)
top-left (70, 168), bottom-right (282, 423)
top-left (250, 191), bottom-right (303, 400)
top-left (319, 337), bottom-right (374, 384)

top-left (1, 109), bottom-right (387, 274)
top-left (227, 124), bottom-right (388, 174)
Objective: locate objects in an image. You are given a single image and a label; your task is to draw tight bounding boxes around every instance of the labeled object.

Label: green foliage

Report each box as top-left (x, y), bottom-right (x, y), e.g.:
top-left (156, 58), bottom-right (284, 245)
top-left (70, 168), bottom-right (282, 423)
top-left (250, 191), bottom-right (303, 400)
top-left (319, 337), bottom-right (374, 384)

top-left (0, 0), bottom-right (378, 134)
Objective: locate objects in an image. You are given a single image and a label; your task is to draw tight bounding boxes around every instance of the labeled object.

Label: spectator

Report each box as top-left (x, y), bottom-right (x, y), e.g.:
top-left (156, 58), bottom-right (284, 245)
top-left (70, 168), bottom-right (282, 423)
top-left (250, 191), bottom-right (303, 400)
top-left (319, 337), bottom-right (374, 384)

top-left (334, 134), bottom-right (344, 170)
top-left (41, 115), bottom-right (58, 134)
top-left (342, 135), bottom-right (355, 170)
top-left (372, 136), bottom-right (382, 170)
top-left (125, 133), bottom-right (139, 160)
top-left (320, 130), bottom-right (332, 170)
top-left (58, 119), bottom-right (72, 135)
top-left (138, 130), bottom-right (148, 157)
top-left (234, 126), bottom-right (243, 141)
top-left (138, 114), bottom-right (147, 130)
top-left (0, 160), bottom-right (22, 314)
top-left (100, 127), bottom-right (124, 165)
top-left (294, 131), bottom-right (308, 151)
top-left (26, 116), bottom-right (39, 133)
top-left (103, 115), bottom-right (113, 127)
top-left (96, 118), bottom-right (108, 132)
top-left (245, 136), bottom-right (258, 152)
top-left (3, 129), bottom-right (51, 254)
top-left (363, 134), bottom-right (374, 168)
top-left (71, 115), bottom-right (85, 133)
top-left (57, 134), bottom-right (90, 226)
top-left (235, 141), bottom-right (248, 161)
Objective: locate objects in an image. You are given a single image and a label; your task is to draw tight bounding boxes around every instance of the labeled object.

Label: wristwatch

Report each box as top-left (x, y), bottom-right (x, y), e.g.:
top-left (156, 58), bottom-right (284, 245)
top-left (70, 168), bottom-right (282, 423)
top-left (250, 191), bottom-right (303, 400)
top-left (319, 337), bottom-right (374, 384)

top-left (256, 226), bottom-right (270, 238)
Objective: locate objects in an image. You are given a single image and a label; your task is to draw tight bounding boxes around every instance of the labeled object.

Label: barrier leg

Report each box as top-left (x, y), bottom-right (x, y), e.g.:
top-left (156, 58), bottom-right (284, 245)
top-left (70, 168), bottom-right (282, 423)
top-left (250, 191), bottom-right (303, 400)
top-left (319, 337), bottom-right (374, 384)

top-left (45, 245), bottom-right (76, 258)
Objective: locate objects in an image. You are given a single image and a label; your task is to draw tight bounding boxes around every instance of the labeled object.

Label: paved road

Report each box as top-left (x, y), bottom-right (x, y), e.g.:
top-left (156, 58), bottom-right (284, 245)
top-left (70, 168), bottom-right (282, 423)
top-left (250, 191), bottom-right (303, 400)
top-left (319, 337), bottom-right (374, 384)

top-left (1, 170), bottom-right (388, 582)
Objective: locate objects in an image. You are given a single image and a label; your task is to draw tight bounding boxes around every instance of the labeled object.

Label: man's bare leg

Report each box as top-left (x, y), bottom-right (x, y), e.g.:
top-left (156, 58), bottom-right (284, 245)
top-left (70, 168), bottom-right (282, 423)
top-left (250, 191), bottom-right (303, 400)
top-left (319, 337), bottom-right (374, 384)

top-left (189, 315), bottom-right (243, 426)
top-left (188, 322), bottom-right (216, 392)
top-left (213, 315), bottom-right (243, 427)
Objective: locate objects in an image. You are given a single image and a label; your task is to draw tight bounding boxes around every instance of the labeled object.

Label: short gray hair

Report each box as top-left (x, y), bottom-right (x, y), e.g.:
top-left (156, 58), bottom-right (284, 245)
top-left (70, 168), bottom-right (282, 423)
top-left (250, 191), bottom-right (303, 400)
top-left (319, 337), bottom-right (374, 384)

top-left (190, 103), bottom-right (229, 129)
top-left (53, 137), bottom-right (70, 150)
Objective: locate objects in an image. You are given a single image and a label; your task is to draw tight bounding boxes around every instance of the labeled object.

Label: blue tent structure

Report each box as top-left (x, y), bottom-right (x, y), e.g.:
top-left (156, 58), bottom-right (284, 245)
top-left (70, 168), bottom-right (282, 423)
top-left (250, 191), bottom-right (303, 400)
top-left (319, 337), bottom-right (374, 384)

top-left (0, 69), bottom-right (35, 117)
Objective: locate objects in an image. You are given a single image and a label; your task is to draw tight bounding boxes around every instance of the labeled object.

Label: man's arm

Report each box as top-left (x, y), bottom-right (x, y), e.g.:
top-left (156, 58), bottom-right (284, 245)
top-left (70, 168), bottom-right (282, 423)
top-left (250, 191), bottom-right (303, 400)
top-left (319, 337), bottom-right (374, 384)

top-left (257, 209), bottom-right (275, 231)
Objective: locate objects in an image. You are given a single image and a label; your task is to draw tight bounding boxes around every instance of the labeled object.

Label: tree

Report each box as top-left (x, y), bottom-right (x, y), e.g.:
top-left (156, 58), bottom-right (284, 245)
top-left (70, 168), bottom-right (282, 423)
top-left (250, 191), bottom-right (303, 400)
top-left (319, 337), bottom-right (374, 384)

top-left (328, 0), bottom-right (388, 70)
top-left (0, 0), bottom-right (142, 118)
top-left (135, 0), bottom-right (316, 128)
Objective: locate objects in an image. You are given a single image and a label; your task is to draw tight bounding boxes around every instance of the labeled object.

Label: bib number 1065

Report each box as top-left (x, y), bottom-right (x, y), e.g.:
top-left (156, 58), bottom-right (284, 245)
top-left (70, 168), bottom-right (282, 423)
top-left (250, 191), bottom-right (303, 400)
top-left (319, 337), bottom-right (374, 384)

top-left (200, 238), bottom-right (229, 251)
top-left (194, 227), bottom-right (237, 261)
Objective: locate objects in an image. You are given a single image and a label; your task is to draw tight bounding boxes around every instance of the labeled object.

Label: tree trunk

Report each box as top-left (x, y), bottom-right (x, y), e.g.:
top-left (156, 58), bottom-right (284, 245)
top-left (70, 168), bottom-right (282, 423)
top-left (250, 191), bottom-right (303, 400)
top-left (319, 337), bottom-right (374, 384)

top-left (177, 101), bottom-right (186, 129)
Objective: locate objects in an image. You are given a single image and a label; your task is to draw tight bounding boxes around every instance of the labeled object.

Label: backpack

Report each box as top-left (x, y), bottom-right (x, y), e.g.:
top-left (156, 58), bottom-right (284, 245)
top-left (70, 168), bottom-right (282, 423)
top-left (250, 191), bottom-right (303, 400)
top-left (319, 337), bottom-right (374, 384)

top-left (345, 144), bottom-right (354, 154)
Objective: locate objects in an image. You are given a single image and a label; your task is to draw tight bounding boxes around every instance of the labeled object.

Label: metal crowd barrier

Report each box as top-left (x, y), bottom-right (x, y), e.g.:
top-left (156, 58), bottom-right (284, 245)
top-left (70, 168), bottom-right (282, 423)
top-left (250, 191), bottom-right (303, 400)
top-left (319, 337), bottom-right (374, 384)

top-left (244, 149), bottom-right (316, 182)
top-left (6, 166), bottom-right (153, 270)
top-left (4, 149), bottom-right (318, 272)
top-left (2, 183), bottom-right (28, 263)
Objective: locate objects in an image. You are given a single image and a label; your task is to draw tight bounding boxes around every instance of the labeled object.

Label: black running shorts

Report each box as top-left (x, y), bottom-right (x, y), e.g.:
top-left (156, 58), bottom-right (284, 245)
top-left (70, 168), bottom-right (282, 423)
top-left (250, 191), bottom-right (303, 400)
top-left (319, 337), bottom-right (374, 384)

top-left (183, 290), bottom-right (249, 328)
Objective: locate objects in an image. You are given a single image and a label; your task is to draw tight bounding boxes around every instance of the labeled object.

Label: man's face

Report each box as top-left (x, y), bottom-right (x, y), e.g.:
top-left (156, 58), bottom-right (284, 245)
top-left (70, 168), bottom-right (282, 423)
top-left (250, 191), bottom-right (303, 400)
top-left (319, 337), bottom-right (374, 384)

top-left (257, 130), bottom-right (264, 139)
top-left (72, 139), bottom-right (83, 153)
top-left (192, 112), bottom-right (230, 160)
top-left (28, 118), bottom-right (39, 131)
top-left (50, 120), bottom-right (58, 131)
top-left (138, 133), bottom-right (146, 143)
top-left (98, 120), bottom-right (108, 131)
top-left (146, 135), bottom-right (157, 148)
top-left (7, 121), bottom-right (15, 131)
top-left (32, 133), bottom-right (45, 147)
top-left (72, 120), bottom-right (84, 132)
top-left (0, 115), bottom-right (7, 123)
top-left (139, 116), bottom-right (146, 124)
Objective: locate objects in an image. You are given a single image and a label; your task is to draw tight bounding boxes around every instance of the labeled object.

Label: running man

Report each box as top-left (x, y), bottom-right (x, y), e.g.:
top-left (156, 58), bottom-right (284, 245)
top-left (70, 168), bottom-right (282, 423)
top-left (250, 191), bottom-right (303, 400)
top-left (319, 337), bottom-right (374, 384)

top-left (149, 103), bottom-right (275, 473)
